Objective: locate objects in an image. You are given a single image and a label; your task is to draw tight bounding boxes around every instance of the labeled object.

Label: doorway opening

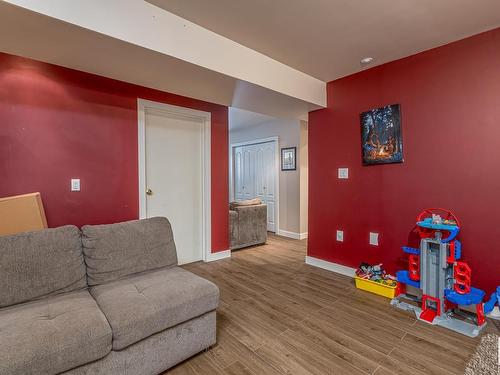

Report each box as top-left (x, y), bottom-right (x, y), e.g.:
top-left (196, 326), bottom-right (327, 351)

top-left (228, 107), bottom-right (308, 246)
top-left (230, 137), bottom-right (279, 232)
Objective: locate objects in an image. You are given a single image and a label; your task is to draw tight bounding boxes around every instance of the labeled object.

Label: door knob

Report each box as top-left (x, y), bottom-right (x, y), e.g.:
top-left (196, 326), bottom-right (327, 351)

top-left (146, 188), bottom-right (153, 196)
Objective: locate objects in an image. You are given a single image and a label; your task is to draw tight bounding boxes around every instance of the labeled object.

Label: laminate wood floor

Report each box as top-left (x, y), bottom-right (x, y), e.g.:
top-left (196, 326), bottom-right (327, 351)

top-left (166, 234), bottom-right (495, 375)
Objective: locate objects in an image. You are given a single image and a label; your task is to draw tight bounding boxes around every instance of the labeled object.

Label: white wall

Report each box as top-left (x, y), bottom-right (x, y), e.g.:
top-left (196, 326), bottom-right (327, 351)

top-left (229, 118), bottom-right (308, 237)
top-left (299, 120), bottom-right (308, 235)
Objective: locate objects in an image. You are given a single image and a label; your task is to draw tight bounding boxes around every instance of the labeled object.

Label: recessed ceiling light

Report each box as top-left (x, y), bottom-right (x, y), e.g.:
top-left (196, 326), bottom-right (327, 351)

top-left (360, 57), bottom-right (374, 66)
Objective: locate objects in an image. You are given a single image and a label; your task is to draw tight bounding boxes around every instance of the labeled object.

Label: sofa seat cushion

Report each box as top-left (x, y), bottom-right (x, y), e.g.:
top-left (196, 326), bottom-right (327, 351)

top-left (0, 290), bottom-right (112, 375)
top-left (90, 267), bottom-right (219, 350)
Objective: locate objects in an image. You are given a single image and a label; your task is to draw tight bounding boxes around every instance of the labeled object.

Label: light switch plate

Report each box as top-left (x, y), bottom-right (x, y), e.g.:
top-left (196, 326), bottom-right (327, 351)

top-left (336, 230), bottom-right (344, 242)
top-left (338, 168), bottom-right (349, 179)
top-left (71, 179), bottom-right (80, 191)
top-left (369, 232), bottom-right (379, 246)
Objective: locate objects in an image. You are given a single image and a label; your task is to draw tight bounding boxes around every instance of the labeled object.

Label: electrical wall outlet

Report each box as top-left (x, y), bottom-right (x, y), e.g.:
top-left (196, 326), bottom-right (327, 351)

top-left (71, 179), bottom-right (80, 191)
top-left (338, 168), bottom-right (349, 179)
top-left (336, 230), bottom-right (344, 242)
top-left (369, 232), bottom-right (379, 246)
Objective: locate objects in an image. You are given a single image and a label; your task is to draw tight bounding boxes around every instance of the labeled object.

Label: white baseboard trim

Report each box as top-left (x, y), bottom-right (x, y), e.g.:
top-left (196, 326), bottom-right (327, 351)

top-left (305, 256), bottom-right (356, 278)
top-left (276, 229), bottom-right (308, 240)
top-left (205, 249), bottom-right (231, 262)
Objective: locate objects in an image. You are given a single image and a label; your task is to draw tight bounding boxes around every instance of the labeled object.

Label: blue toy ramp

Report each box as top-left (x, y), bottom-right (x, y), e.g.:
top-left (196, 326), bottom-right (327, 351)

top-left (454, 240), bottom-right (462, 260)
top-left (444, 287), bottom-right (485, 306)
top-left (396, 270), bottom-right (420, 288)
top-left (484, 286), bottom-right (500, 314)
top-left (402, 246), bottom-right (420, 255)
top-left (417, 218), bottom-right (459, 242)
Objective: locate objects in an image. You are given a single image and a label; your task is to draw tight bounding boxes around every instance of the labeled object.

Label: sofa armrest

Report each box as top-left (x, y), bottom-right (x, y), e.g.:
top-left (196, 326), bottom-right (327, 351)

top-left (232, 204), bottom-right (267, 247)
top-left (229, 210), bottom-right (239, 248)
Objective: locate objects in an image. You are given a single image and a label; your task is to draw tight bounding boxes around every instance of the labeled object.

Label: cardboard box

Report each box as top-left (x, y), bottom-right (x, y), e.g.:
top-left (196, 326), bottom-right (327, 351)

top-left (0, 192), bottom-right (48, 236)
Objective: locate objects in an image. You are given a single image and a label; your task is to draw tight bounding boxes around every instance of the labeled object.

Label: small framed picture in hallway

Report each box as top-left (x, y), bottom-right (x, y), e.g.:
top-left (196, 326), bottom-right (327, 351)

top-left (281, 147), bottom-right (296, 171)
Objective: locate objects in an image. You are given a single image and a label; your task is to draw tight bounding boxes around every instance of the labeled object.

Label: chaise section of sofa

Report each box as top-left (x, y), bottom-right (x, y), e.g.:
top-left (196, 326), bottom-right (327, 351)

top-left (0, 226), bottom-right (112, 375)
top-left (68, 217), bottom-right (219, 374)
top-left (63, 311), bottom-right (216, 375)
top-left (89, 267), bottom-right (219, 351)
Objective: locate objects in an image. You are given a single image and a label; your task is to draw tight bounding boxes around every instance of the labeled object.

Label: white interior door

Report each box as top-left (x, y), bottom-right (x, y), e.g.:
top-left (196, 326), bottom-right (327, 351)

top-left (144, 107), bottom-right (204, 264)
top-left (233, 146), bottom-right (244, 201)
top-left (232, 140), bottom-right (277, 232)
top-left (242, 146), bottom-right (255, 199)
top-left (261, 142), bottom-right (276, 232)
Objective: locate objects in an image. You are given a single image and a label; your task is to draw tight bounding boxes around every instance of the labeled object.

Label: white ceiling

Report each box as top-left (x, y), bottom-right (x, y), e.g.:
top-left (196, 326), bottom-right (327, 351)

top-left (148, 0), bottom-right (500, 81)
top-left (229, 107), bottom-right (276, 132)
top-left (3, 0), bottom-right (500, 121)
top-left (0, 1), bottom-right (323, 120)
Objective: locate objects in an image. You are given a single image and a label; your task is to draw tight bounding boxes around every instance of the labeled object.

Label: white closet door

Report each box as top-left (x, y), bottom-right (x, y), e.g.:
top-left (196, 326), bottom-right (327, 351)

top-left (262, 142), bottom-right (276, 232)
top-left (252, 142), bottom-right (276, 232)
top-left (242, 145), bottom-right (255, 199)
top-left (233, 146), bottom-right (244, 201)
top-left (232, 141), bottom-right (277, 232)
top-left (255, 145), bottom-right (266, 202)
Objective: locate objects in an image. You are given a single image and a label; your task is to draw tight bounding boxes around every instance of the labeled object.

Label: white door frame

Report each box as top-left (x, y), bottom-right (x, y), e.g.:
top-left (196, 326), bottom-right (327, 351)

top-left (229, 136), bottom-right (280, 233)
top-left (137, 98), bottom-right (211, 262)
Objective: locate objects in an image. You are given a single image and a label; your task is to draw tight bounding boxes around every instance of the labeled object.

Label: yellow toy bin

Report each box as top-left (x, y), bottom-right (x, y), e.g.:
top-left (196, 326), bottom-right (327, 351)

top-left (354, 276), bottom-right (397, 299)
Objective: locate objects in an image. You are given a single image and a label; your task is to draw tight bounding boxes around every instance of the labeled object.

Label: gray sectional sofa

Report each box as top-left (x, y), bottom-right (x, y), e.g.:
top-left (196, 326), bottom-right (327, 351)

top-left (229, 199), bottom-right (267, 250)
top-left (0, 217), bottom-right (219, 375)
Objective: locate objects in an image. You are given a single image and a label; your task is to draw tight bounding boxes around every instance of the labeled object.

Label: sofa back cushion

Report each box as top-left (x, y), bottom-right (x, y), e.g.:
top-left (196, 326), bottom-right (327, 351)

top-left (0, 226), bottom-right (87, 307)
top-left (81, 217), bottom-right (177, 286)
top-left (229, 198), bottom-right (262, 210)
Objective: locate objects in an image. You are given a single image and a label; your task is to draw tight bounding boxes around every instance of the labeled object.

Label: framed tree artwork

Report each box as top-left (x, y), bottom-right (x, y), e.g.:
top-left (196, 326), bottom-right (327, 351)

top-left (360, 104), bottom-right (403, 165)
top-left (281, 147), bottom-right (296, 171)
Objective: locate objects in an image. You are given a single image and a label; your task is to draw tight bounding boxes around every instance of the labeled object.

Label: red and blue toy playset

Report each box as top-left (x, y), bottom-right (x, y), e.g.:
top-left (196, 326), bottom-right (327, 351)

top-left (391, 208), bottom-right (499, 337)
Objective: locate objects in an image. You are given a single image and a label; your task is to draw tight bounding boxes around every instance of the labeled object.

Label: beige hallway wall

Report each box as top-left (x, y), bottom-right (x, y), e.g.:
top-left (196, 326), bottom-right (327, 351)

top-left (299, 120), bottom-right (308, 235)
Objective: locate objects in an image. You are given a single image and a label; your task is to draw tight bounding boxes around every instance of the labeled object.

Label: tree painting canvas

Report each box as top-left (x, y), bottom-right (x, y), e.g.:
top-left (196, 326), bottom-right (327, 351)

top-left (360, 104), bottom-right (403, 165)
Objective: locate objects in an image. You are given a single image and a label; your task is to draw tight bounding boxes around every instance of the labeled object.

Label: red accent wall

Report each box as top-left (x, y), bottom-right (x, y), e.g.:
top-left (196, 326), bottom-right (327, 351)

top-left (0, 53), bottom-right (229, 253)
top-left (308, 28), bottom-right (500, 292)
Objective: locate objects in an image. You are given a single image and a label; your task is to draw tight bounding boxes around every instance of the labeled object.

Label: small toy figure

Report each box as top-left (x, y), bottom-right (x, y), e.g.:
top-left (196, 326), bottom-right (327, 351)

top-left (431, 214), bottom-right (442, 225)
